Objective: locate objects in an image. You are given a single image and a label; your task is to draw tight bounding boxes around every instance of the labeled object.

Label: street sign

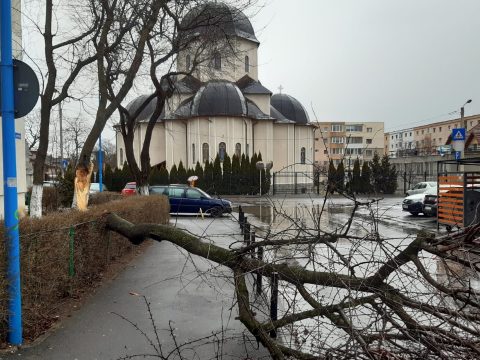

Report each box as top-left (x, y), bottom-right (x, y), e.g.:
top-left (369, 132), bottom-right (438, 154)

top-left (452, 128), bottom-right (466, 141)
top-left (62, 159), bottom-right (69, 169)
top-left (0, 59), bottom-right (39, 118)
top-left (455, 151), bottom-right (462, 160)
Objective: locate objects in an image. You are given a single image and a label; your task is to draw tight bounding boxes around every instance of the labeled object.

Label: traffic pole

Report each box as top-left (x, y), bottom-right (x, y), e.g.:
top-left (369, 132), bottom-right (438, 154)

top-left (1, 0), bottom-right (23, 345)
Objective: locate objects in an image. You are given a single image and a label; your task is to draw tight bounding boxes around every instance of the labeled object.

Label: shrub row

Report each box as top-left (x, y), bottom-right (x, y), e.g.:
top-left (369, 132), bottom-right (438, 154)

top-left (0, 195), bottom-right (169, 342)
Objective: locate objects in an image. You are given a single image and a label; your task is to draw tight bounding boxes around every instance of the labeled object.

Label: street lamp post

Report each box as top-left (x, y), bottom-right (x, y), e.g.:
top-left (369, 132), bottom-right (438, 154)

top-left (461, 99), bottom-right (472, 130)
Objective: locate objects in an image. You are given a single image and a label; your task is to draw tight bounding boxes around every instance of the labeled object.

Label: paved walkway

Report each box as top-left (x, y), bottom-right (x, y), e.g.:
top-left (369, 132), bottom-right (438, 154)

top-left (2, 216), bottom-right (269, 360)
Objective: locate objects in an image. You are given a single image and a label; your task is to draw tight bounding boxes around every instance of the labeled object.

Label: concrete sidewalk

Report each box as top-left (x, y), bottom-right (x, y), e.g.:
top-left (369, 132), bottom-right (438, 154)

top-left (2, 216), bottom-right (270, 360)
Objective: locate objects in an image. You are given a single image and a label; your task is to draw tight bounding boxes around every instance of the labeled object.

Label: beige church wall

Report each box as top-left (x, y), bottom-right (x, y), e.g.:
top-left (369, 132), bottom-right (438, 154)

top-left (244, 94), bottom-right (270, 115)
top-left (177, 37), bottom-right (258, 83)
top-left (272, 124), bottom-right (291, 172)
top-left (165, 92), bottom-right (192, 118)
top-left (165, 120), bottom-right (188, 169)
top-left (233, 38), bottom-right (259, 81)
top-left (116, 130), bottom-right (126, 168)
top-left (253, 121), bottom-right (274, 163)
top-left (144, 123), bottom-right (166, 167)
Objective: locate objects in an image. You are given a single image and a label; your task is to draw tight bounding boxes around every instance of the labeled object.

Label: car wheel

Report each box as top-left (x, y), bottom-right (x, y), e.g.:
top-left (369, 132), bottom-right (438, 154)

top-left (410, 212), bottom-right (419, 216)
top-left (209, 207), bottom-right (223, 218)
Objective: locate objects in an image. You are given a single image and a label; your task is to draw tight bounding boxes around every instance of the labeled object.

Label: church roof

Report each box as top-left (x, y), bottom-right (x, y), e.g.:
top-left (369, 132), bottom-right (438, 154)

top-left (236, 75), bottom-right (272, 95)
top-left (180, 2), bottom-right (259, 44)
top-left (173, 75), bottom-right (202, 94)
top-left (270, 105), bottom-right (295, 124)
top-left (171, 80), bottom-right (270, 120)
top-left (124, 94), bottom-right (165, 122)
top-left (271, 93), bottom-right (310, 124)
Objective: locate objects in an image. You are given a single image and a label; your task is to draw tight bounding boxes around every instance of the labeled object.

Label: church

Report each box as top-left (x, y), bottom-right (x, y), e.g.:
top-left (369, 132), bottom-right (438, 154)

top-left (116, 2), bottom-right (315, 192)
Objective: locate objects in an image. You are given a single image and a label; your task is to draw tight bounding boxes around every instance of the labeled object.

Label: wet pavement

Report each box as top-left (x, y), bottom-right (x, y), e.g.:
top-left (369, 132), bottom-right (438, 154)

top-left (1, 217), bottom-right (270, 360)
top-left (0, 195), bottom-right (448, 359)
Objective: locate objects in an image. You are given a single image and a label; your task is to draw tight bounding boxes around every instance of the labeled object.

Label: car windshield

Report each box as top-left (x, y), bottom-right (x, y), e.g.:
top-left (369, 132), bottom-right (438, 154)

top-left (150, 186), bottom-right (166, 194)
top-left (126, 183), bottom-right (136, 189)
top-left (195, 188), bottom-right (212, 199)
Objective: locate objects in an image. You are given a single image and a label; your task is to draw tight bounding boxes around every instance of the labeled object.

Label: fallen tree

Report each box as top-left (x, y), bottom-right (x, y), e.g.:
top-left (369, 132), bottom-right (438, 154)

top-left (103, 198), bottom-right (480, 360)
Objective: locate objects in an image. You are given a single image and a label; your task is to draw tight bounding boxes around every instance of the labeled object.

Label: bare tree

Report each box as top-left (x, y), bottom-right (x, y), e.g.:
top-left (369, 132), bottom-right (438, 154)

top-left (63, 115), bottom-right (90, 166)
top-left (27, 0), bottom-right (104, 217)
top-left (104, 194), bottom-right (480, 360)
top-left (24, 110), bottom-right (41, 151)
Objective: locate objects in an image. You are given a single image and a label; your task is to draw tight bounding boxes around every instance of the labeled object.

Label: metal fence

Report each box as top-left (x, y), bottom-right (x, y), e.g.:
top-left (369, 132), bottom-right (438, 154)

top-left (272, 171), bottom-right (319, 195)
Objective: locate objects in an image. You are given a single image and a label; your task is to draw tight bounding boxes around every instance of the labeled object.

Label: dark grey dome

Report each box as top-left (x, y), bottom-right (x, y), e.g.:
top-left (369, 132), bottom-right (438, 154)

top-left (271, 93), bottom-right (309, 124)
top-left (180, 2), bottom-right (258, 43)
top-left (124, 94), bottom-right (164, 122)
top-left (192, 81), bottom-right (246, 116)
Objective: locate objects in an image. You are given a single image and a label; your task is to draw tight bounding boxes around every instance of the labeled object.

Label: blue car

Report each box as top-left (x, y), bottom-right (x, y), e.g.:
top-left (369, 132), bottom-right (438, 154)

top-left (149, 185), bottom-right (232, 216)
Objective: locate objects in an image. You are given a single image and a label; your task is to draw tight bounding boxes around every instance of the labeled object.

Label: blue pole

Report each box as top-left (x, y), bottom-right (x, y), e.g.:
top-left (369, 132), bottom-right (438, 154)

top-left (1, 0), bottom-right (22, 345)
top-left (99, 134), bottom-right (103, 192)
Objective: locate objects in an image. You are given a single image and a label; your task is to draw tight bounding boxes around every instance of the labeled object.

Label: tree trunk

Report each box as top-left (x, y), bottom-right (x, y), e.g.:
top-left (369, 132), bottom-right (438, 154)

top-left (138, 184), bottom-right (149, 195)
top-left (30, 184), bottom-right (43, 218)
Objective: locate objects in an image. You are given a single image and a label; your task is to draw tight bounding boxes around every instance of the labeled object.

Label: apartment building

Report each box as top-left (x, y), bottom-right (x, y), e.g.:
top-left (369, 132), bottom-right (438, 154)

top-left (384, 128), bottom-right (415, 158)
top-left (413, 114), bottom-right (480, 155)
top-left (314, 122), bottom-right (384, 169)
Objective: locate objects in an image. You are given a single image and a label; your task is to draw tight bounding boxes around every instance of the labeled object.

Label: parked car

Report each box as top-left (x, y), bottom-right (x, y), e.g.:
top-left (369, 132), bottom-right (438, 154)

top-left (402, 187), bottom-right (437, 216)
top-left (422, 194), bottom-right (438, 217)
top-left (121, 182), bottom-right (137, 196)
top-left (89, 183), bottom-right (108, 194)
top-left (406, 181), bottom-right (437, 196)
top-left (149, 184), bottom-right (232, 216)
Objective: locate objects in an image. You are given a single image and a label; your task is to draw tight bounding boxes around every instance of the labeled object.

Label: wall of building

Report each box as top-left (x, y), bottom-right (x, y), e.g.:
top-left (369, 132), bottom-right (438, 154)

top-left (177, 37), bottom-right (259, 83)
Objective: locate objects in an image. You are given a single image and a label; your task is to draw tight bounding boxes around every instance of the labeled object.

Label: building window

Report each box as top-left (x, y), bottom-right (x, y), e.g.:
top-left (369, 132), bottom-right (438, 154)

top-left (235, 142), bottom-right (241, 158)
top-left (346, 136), bottom-right (363, 144)
top-left (331, 124), bottom-right (343, 132)
top-left (448, 126), bottom-right (451, 130)
top-left (332, 148), bottom-right (344, 155)
top-left (120, 148), bottom-right (124, 164)
top-left (214, 52), bottom-right (221, 70)
top-left (324, 150), bottom-right (328, 154)
top-left (192, 143), bottom-right (195, 164)
top-left (186, 55), bottom-right (191, 71)
top-left (300, 147), bottom-right (306, 164)
top-left (365, 150), bottom-right (373, 156)
top-left (433, 128), bottom-right (436, 133)
top-left (422, 130), bottom-right (424, 134)
top-left (345, 124), bottom-right (362, 132)
top-left (245, 55), bottom-right (249, 72)
top-left (367, 127), bottom-right (373, 133)
top-left (331, 137), bottom-right (344, 144)
top-left (410, 132), bottom-right (412, 136)
top-left (391, 136), bottom-right (394, 140)
top-left (218, 142), bottom-right (226, 161)
top-left (439, 127), bottom-right (442, 132)
top-left (202, 143), bottom-right (209, 163)
top-left (366, 139), bottom-right (372, 144)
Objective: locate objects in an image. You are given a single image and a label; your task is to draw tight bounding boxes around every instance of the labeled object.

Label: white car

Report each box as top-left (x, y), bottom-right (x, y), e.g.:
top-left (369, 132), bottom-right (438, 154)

top-left (402, 187), bottom-right (437, 216)
top-left (406, 181), bottom-right (437, 196)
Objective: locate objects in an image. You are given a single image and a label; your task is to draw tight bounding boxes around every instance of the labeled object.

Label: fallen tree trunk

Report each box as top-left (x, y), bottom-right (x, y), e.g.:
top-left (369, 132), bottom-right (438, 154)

top-left (103, 212), bottom-right (480, 360)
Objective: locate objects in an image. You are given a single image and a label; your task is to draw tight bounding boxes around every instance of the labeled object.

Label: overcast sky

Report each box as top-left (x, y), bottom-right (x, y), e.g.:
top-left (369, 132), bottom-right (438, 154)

top-left (249, 0), bottom-right (480, 131)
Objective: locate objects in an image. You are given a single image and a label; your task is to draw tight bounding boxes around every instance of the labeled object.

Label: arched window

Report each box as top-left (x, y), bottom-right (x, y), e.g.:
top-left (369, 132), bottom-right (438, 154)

top-left (219, 142), bottom-right (226, 161)
top-left (186, 54), bottom-right (191, 71)
top-left (235, 143), bottom-right (241, 158)
top-left (202, 143), bottom-right (209, 163)
top-left (245, 55), bottom-right (249, 72)
top-left (214, 52), bottom-right (221, 70)
top-left (192, 143), bottom-right (195, 164)
top-left (300, 147), bottom-right (306, 164)
top-left (120, 148), bottom-right (124, 164)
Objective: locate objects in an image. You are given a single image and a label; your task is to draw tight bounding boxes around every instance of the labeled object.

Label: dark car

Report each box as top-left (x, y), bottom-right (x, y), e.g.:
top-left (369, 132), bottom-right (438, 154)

top-left (149, 185), bottom-right (232, 216)
top-left (423, 194), bottom-right (438, 217)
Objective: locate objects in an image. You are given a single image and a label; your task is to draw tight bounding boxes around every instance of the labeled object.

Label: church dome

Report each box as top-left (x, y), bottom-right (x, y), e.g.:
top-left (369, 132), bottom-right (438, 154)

top-left (192, 81), bottom-right (247, 116)
top-left (180, 2), bottom-right (258, 44)
top-left (271, 93), bottom-right (310, 124)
